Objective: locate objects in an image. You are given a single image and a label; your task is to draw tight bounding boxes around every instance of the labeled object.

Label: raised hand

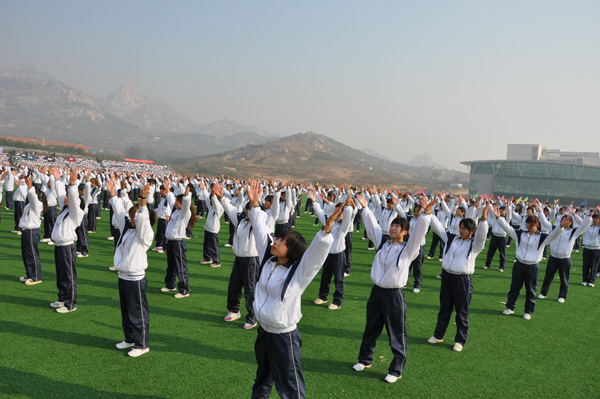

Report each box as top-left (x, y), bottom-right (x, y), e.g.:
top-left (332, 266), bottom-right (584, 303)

top-left (422, 197), bottom-right (439, 215)
top-left (247, 180), bottom-right (261, 206)
top-left (355, 193), bottom-right (368, 208)
top-left (323, 206), bottom-right (343, 233)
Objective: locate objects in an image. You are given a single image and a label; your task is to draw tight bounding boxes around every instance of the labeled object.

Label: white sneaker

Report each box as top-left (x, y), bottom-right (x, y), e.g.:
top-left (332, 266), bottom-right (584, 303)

top-left (224, 243), bottom-right (232, 247)
top-left (412, 288), bottom-right (420, 293)
top-left (77, 253), bottom-right (89, 258)
top-left (537, 294), bottom-right (546, 299)
top-left (328, 303), bottom-right (340, 310)
top-left (40, 238), bottom-right (51, 243)
top-left (427, 336), bottom-right (443, 344)
top-left (453, 343), bottom-right (463, 352)
top-left (56, 306), bottom-right (77, 313)
top-left (384, 374), bottom-right (400, 383)
top-left (436, 275), bottom-right (442, 279)
top-left (151, 247), bottom-right (160, 252)
top-left (47, 240), bottom-right (55, 246)
top-left (25, 279), bottom-right (42, 286)
top-left (582, 282), bottom-right (588, 286)
top-left (243, 322), bottom-right (257, 330)
top-left (160, 287), bottom-right (176, 292)
top-left (107, 236), bottom-right (114, 241)
top-left (128, 348), bottom-right (149, 357)
top-left (210, 263), bottom-right (221, 268)
top-left (50, 301), bottom-right (64, 308)
top-left (557, 298), bottom-right (565, 303)
top-left (116, 341), bottom-right (135, 349)
top-left (174, 293), bottom-right (190, 299)
top-left (314, 298), bottom-right (327, 305)
top-left (589, 283), bottom-right (595, 288)
top-left (108, 266), bottom-right (117, 271)
top-left (157, 249), bottom-right (165, 254)
top-left (19, 276), bottom-right (28, 282)
top-left (352, 363), bottom-right (371, 372)
top-left (523, 313), bottom-right (531, 320)
top-left (503, 309), bottom-right (514, 315)
top-left (224, 312), bottom-right (241, 322)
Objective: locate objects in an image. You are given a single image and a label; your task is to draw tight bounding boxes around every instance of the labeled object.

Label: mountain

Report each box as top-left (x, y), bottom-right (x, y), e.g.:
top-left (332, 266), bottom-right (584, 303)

top-left (0, 64), bottom-right (143, 151)
top-left (407, 153), bottom-right (446, 169)
top-left (95, 82), bottom-right (202, 132)
top-left (361, 148), bottom-right (396, 163)
top-left (0, 64), bottom-right (273, 157)
top-left (170, 132), bottom-right (468, 189)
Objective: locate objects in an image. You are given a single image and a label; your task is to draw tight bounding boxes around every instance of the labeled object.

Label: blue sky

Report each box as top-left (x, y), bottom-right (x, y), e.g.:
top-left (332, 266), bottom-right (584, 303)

top-left (1, 1), bottom-right (599, 170)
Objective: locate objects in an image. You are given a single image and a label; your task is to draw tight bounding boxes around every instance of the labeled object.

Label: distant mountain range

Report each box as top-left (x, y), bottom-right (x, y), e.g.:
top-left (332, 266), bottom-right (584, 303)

top-left (0, 64), bottom-right (273, 157)
top-left (0, 64), bottom-right (467, 188)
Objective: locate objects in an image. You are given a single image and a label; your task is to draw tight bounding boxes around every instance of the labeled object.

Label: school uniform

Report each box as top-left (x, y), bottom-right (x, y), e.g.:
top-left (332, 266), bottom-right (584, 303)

top-left (221, 196), bottom-right (260, 325)
top-left (87, 183), bottom-right (101, 232)
top-left (274, 187), bottom-right (293, 236)
top-left (4, 172), bottom-right (14, 209)
top-left (484, 205), bottom-right (511, 271)
top-left (51, 183), bottom-right (85, 311)
top-left (164, 193), bottom-right (192, 295)
top-left (540, 216), bottom-right (591, 299)
top-left (13, 181), bottom-right (27, 232)
top-left (249, 206), bottom-right (333, 399)
top-left (313, 204), bottom-right (354, 306)
top-left (75, 181), bottom-right (91, 256)
top-left (429, 216), bottom-right (488, 345)
top-left (112, 196), bottom-right (154, 350)
top-left (498, 217), bottom-right (563, 315)
top-left (43, 176), bottom-right (58, 241)
top-left (355, 207), bottom-right (431, 379)
top-left (19, 187), bottom-right (43, 282)
top-left (201, 188), bottom-right (224, 264)
top-left (581, 221), bottom-right (600, 285)
top-left (154, 192), bottom-right (175, 249)
top-left (428, 205), bottom-right (448, 260)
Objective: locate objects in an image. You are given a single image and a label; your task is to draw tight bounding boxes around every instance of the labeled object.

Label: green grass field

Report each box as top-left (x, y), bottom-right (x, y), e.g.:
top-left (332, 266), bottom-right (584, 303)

top-left (1, 198), bottom-right (599, 398)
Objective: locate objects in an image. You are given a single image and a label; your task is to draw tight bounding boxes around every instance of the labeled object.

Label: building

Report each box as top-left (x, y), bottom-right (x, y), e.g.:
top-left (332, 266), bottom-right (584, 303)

top-left (462, 144), bottom-right (600, 206)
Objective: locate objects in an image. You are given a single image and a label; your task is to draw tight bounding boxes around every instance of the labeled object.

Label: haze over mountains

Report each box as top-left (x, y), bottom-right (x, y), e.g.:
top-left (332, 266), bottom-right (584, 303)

top-left (0, 64), bottom-right (466, 187)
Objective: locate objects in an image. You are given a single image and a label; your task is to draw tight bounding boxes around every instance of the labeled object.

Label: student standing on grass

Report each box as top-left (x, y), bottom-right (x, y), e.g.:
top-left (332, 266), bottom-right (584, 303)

top-left (426, 203), bottom-right (489, 352)
top-left (483, 202), bottom-right (510, 272)
top-left (580, 212), bottom-right (600, 287)
top-left (537, 208), bottom-right (593, 303)
top-left (312, 192), bottom-right (355, 310)
top-left (246, 180), bottom-right (336, 399)
top-left (18, 177), bottom-right (45, 286)
top-left (50, 168), bottom-right (84, 314)
top-left (107, 178), bottom-right (155, 358)
top-left (152, 182), bottom-right (174, 254)
top-left (198, 181), bottom-right (224, 268)
top-left (162, 184), bottom-right (195, 298)
top-left (41, 169), bottom-right (58, 245)
top-left (497, 206), bottom-right (565, 320)
top-left (352, 193), bottom-right (435, 384)
top-left (12, 175), bottom-right (27, 234)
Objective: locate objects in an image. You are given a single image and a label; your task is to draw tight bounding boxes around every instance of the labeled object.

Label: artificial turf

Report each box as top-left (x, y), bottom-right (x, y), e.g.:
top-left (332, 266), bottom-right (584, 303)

top-left (0, 198), bottom-right (599, 398)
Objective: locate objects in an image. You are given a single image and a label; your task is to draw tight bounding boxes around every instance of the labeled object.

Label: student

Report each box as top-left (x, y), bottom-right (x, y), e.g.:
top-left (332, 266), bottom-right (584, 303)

top-left (108, 179), bottom-right (155, 358)
top-left (274, 183), bottom-right (293, 236)
top-left (246, 181), bottom-right (336, 399)
top-left (152, 182), bottom-right (175, 253)
top-left (12, 175), bottom-right (27, 234)
top-left (483, 203), bottom-right (510, 272)
top-left (538, 210), bottom-right (592, 302)
top-left (18, 177), bottom-right (44, 285)
top-left (162, 184), bottom-right (196, 298)
top-left (216, 183), bottom-right (261, 329)
top-left (75, 175), bottom-right (91, 258)
top-left (312, 193), bottom-right (355, 310)
top-left (50, 168), bottom-right (85, 313)
top-left (580, 212), bottom-right (600, 287)
top-left (426, 204), bottom-right (489, 352)
top-left (41, 171), bottom-right (58, 245)
top-left (199, 182), bottom-right (224, 267)
top-left (4, 169), bottom-right (15, 210)
top-left (352, 193), bottom-right (435, 384)
top-left (497, 207), bottom-right (564, 319)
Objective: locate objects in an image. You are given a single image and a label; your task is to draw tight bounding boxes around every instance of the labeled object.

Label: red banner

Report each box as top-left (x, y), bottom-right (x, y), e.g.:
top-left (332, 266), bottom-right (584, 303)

top-left (124, 158), bottom-right (154, 164)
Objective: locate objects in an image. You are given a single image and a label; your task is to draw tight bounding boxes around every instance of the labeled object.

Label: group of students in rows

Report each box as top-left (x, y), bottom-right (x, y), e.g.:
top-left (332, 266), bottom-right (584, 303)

top-left (5, 159), bottom-right (600, 398)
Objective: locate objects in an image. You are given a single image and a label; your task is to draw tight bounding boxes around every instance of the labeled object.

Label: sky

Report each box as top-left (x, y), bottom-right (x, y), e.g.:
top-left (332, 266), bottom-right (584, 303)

top-left (1, 0), bottom-right (599, 170)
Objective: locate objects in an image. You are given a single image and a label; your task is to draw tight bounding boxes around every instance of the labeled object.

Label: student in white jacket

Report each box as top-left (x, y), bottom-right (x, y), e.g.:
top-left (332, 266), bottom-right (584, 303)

top-left (246, 181), bottom-right (335, 399)
top-left (18, 177), bottom-right (44, 285)
top-left (426, 205), bottom-right (489, 352)
top-left (352, 194), bottom-right (435, 384)
top-left (108, 180), bottom-right (155, 358)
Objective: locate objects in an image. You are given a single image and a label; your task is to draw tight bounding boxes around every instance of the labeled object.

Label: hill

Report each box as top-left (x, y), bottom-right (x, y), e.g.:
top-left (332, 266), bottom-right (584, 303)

top-left (171, 132), bottom-right (468, 189)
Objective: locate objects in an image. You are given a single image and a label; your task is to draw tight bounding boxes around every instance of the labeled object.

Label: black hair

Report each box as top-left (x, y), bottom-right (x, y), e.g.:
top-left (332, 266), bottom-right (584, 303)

top-left (129, 204), bottom-right (158, 227)
top-left (457, 206), bottom-right (466, 214)
top-left (175, 193), bottom-right (198, 228)
top-left (264, 194), bottom-right (274, 203)
top-left (391, 217), bottom-right (410, 242)
top-left (562, 215), bottom-right (573, 228)
top-left (460, 218), bottom-right (476, 233)
top-left (277, 230), bottom-right (307, 263)
top-left (525, 214), bottom-right (541, 230)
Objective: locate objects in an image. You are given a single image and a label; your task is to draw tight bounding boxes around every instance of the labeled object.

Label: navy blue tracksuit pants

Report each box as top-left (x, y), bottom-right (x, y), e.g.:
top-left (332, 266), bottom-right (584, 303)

top-left (75, 216), bottom-right (89, 255)
top-left (118, 277), bottom-right (149, 349)
top-left (14, 200), bottom-right (24, 231)
top-left (357, 286), bottom-right (407, 378)
top-left (582, 248), bottom-right (600, 285)
top-left (165, 240), bottom-right (189, 295)
top-left (433, 270), bottom-right (472, 345)
top-left (227, 256), bottom-right (260, 325)
top-left (55, 244), bottom-right (77, 310)
top-left (318, 252), bottom-right (346, 306)
top-left (202, 230), bottom-right (220, 264)
top-left (21, 228), bottom-right (42, 282)
top-left (485, 234), bottom-right (506, 270)
top-left (252, 327), bottom-right (305, 399)
top-left (409, 245), bottom-right (424, 289)
top-left (506, 261), bottom-right (539, 314)
top-left (540, 256), bottom-right (571, 299)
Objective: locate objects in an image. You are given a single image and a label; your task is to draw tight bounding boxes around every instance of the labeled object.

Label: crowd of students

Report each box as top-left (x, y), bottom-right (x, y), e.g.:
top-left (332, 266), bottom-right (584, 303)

top-left (3, 154), bottom-right (600, 398)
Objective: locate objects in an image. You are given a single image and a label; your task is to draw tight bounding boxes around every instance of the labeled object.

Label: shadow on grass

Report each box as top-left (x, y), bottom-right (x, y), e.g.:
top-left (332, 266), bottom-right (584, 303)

top-left (0, 366), bottom-right (166, 399)
top-left (0, 293), bottom-right (52, 309)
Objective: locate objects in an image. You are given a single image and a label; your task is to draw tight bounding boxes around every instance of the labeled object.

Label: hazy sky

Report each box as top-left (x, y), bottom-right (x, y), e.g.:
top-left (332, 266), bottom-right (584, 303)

top-left (1, 1), bottom-right (599, 170)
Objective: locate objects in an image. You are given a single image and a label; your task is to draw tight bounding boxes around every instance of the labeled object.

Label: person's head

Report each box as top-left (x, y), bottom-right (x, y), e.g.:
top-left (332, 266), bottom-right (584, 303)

top-left (525, 214), bottom-right (541, 233)
top-left (389, 217), bottom-right (410, 243)
top-left (526, 206), bottom-right (534, 216)
top-left (593, 213), bottom-right (600, 226)
top-left (280, 191), bottom-right (286, 202)
top-left (543, 207), bottom-right (550, 216)
top-left (159, 184), bottom-right (167, 196)
top-left (456, 206), bottom-right (466, 217)
top-left (264, 194), bottom-right (274, 210)
top-left (516, 203), bottom-right (523, 213)
top-left (175, 194), bottom-right (184, 210)
top-left (499, 206), bottom-right (507, 217)
top-left (128, 204), bottom-right (157, 228)
top-left (413, 204), bottom-right (422, 218)
top-left (271, 230), bottom-right (307, 263)
top-left (78, 183), bottom-right (85, 196)
top-left (386, 196), bottom-right (394, 209)
top-left (327, 192), bottom-right (336, 202)
top-left (559, 206), bottom-right (567, 215)
top-left (459, 218), bottom-right (477, 240)
top-left (562, 214), bottom-right (573, 229)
